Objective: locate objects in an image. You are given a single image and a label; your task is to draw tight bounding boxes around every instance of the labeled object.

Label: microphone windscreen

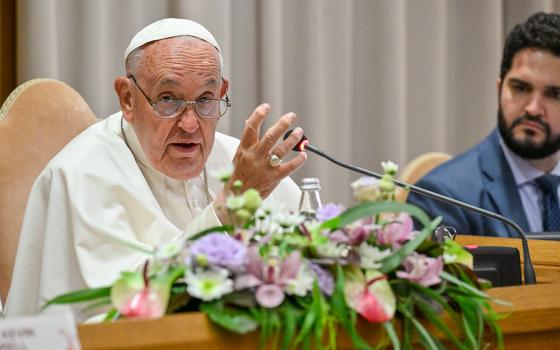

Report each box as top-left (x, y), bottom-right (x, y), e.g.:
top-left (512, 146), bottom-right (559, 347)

top-left (284, 129), bottom-right (308, 151)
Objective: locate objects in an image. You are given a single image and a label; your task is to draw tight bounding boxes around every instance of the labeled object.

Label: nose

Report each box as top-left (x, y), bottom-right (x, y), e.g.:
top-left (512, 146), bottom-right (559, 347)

top-left (176, 106), bottom-right (200, 132)
top-left (525, 93), bottom-right (545, 117)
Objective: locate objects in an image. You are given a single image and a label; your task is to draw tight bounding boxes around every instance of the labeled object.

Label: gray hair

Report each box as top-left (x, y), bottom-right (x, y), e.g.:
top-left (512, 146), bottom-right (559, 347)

top-left (125, 46), bottom-right (144, 76)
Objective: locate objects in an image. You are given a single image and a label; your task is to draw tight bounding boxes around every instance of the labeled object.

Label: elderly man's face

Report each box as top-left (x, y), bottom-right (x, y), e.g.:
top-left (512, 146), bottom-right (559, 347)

top-left (125, 37), bottom-right (225, 179)
top-left (498, 48), bottom-right (560, 159)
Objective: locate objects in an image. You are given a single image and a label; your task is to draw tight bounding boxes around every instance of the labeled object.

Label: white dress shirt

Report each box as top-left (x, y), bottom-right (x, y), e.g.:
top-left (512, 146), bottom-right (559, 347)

top-left (500, 138), bottom-right (560, 232)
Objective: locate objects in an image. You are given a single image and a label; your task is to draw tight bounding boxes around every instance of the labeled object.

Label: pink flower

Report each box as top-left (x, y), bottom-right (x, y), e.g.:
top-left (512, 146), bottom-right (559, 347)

top-left (355, 288), bottom-right (392, 323)
top-left (255, 284), bottom-right (285, 308)
top-left (234, 247), bottom-right (302, 308)
top-left (119, 288), bottom-right (165, 319)
top-left (329, 219), bottom-right (373, 246)
top-left (396, 252), bottom-right (443, 287)
top-left (376, 213), bottom-right (416, 248)
top-left (344, 267), bottom-right (395, 323)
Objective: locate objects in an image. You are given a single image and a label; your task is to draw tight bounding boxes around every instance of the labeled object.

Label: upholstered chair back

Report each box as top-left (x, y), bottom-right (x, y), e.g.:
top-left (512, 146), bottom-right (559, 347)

top-left (0, 79), bottom-right (97, 303)
top-left (396, 152), bottom-right (452, 202)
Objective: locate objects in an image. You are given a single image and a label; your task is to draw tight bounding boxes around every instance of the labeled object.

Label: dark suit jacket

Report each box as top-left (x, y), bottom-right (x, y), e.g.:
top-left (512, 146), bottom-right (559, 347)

top-left (407, 129), bottom-right (530, 237)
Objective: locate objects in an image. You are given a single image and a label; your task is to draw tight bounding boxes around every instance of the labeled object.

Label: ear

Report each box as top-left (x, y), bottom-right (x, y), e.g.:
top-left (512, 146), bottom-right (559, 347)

top-left (220, 78), bottom-right (229, 98)
top-left (114, 76), bottom-right (134, 123)
top-left (496, 78), bottom-right (502, 96)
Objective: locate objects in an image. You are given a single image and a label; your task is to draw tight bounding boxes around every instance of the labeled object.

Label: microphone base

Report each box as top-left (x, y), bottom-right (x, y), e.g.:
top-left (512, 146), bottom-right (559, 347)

top-left (468, 246), bottom-right (522, 287)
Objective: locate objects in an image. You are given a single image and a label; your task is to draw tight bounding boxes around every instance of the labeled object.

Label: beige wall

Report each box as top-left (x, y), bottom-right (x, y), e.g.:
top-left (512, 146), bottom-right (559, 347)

top-left (0, 0), bottom-right (15, 104)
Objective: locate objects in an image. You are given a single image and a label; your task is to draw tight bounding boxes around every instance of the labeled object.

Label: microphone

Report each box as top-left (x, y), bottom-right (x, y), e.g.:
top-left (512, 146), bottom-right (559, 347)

top-left (285, 130), bottom-right (537, 285)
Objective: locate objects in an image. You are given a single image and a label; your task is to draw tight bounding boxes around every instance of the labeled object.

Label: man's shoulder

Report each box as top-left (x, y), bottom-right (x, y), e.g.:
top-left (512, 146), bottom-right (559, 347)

top-left (46, 113), bottom-right (126, 173)
top-left (418, 132), bottom-right (498, 189)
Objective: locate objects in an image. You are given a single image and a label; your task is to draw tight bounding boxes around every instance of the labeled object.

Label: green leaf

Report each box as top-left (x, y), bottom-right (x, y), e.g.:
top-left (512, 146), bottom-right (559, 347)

top-left (409, 283), bottom-right (459, 322)
top-left (186, 225), bottom-right (233, 241)
top-left (460, 310), bottom-right (477, 348)
top-left (42, 286), bottom-right (111, 310)
top-left (294, 302), bottom-right (317, 344)
top-left (330, 265), bottom-right (372, 350)
top-left (400, 300), bottom-right (413, 350)
top-left (398, 304), bottom-right (438, 350)
top-left (103, 308), bottom-right (120, 321)
top-left (413, 296), bottom-right (466, 350)
top-left (200, 300), bottom-right (258, 334)
top-left (383, 322), bottom-right (400, 350)
top-left (440, 271), bottom-right (492, 300)
top-left (280, 303), bottom-right (298, 350)
top-left (319, 202), bottom-right (434, 232)
top-left (81, 297), bottom-right (113, 313)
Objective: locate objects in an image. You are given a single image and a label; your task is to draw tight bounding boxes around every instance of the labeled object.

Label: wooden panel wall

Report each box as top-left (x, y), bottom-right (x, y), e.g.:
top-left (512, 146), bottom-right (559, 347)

top-left (0, 0), bottom-right (15, 105)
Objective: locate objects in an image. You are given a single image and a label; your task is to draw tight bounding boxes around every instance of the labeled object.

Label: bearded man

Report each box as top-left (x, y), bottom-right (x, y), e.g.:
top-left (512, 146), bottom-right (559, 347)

top-left (408, 12), bottom-right (560, 237)
top-left (6, 19), bottom-right (306, 316)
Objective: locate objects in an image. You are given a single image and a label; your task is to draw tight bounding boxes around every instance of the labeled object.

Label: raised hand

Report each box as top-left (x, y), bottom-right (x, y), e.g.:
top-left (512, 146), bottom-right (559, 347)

top-left (229, 103), bottom-right (307, 198)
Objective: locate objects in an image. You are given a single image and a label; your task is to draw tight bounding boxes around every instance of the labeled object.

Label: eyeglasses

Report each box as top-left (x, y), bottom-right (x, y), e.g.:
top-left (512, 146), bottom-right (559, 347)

top-left (128, 75), bottom-right (231, 119)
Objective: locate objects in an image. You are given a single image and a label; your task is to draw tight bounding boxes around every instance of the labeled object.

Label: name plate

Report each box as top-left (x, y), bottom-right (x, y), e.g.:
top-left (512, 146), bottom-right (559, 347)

top-left (0, 310), bottom-right (81, 350)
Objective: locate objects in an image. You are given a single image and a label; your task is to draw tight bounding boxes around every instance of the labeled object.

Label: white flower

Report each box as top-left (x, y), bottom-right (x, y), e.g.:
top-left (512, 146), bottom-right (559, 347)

top-left (359, 242), bottom-right (392, 269)
top-left (275, 212), bottom-right (305, 229)
top-left (256, 199), bottom-right (286, 217)
top-left (211, 164), bottom-right (234, 182)
top-left (316, 241), bottom-right (350, 258)
top-left (284, 264), bottom-right (314, 297)
top-left (350, 177), bottom-right (380, 202)
top-left (254, 217), bottom-right (283, 237)
top-left (381, 161), bottom-right (399, 175)
top-left (185, 268), bottom-right (233, 301)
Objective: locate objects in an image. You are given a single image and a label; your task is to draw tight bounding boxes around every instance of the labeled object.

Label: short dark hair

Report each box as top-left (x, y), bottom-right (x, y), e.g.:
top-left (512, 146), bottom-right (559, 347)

top-left (500, 12), bottom-right (560, 80)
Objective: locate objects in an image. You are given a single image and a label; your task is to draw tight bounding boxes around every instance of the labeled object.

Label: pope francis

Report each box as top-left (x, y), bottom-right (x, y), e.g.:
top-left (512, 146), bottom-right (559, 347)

top-left (5, 18), bottom-right (306, 317)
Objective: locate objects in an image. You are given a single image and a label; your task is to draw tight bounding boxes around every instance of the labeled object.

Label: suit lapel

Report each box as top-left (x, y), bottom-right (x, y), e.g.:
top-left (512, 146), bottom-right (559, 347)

top-left (480, 130), bottom-right (529, 237)
top-left (479, 130), bottom-right (531, 234)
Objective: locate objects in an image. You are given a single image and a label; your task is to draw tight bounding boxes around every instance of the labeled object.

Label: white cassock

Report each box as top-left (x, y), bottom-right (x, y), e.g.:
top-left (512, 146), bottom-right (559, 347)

top-left (5, 112), bottom-right (301, 317)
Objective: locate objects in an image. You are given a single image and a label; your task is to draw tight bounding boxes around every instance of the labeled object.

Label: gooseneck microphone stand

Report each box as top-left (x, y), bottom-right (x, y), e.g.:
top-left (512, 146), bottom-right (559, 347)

top-left (297, 138), bottom-right (537, 285)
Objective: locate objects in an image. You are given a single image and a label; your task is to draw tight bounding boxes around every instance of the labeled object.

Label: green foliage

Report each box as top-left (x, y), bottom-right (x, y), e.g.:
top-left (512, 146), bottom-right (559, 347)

top-left (44, 170), bottom-right (507, 350)
top-left (42, 286), bottom-right (111, 310)
top-left (200, 300), bottom-right (259, 334)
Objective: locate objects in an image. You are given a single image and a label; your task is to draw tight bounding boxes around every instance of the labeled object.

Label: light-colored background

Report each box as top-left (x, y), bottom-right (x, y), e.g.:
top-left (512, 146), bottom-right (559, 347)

top-left (10, 0), bottom-right (560, 205)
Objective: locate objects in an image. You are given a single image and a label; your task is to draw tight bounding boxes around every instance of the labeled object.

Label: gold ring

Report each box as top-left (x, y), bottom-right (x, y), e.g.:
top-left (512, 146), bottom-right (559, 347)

top-left (269, 154), bottom-right (282, 167)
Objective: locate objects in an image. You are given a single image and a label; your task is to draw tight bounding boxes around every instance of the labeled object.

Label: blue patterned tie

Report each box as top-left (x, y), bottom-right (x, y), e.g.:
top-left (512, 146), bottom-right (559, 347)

top-left (535, 175), bottom-right (560, 232)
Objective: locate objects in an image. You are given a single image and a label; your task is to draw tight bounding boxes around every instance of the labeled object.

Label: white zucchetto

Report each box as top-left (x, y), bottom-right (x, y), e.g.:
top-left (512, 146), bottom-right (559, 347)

top-left (124, 18), bottom-right (222, 68)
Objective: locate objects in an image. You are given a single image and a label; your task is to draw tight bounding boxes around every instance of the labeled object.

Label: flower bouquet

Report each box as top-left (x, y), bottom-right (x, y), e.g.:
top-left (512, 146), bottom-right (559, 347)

top-left (46, 162), bottom-right (505, 349)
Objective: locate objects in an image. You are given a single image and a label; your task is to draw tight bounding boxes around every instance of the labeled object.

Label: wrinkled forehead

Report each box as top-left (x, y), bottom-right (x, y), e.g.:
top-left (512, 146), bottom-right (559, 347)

top-left (138, 37), bottom-right (222, 83)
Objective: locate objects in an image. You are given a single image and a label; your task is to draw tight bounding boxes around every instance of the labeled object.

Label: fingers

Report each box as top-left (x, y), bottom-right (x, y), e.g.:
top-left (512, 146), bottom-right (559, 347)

top-left (271, 127), bottom-right (304, 159)
top-left (259, 112), bottom-right (297, 152)
top-left (239, 103), bottom-right (271, 149)
top-left (277, 151), bottom-right (307, 177)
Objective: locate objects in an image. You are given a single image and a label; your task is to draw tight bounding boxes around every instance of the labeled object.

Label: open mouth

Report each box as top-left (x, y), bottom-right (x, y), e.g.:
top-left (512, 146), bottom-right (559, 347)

top-left (169, 142), bottom-right (199, 155)
top-left (172, 142), bottom-right (197, 150)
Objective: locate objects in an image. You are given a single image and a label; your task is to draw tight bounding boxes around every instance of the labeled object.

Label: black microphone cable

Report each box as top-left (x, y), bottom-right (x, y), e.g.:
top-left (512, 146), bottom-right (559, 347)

top-left (285, 130), bottom-right (537, 284)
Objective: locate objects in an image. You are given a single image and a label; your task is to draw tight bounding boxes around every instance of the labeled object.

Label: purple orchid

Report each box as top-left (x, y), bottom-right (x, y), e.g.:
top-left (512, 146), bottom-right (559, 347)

top-left (189, 233), bottom-right (247, 271)
top-left (234, 247), bottom-right (302, 308)
top-left (316, 203), bottom-right (345, 222)
top-left (396, 252), bottom-right (443, 287)
top-left (310, 263), bottom-right (334, 296)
